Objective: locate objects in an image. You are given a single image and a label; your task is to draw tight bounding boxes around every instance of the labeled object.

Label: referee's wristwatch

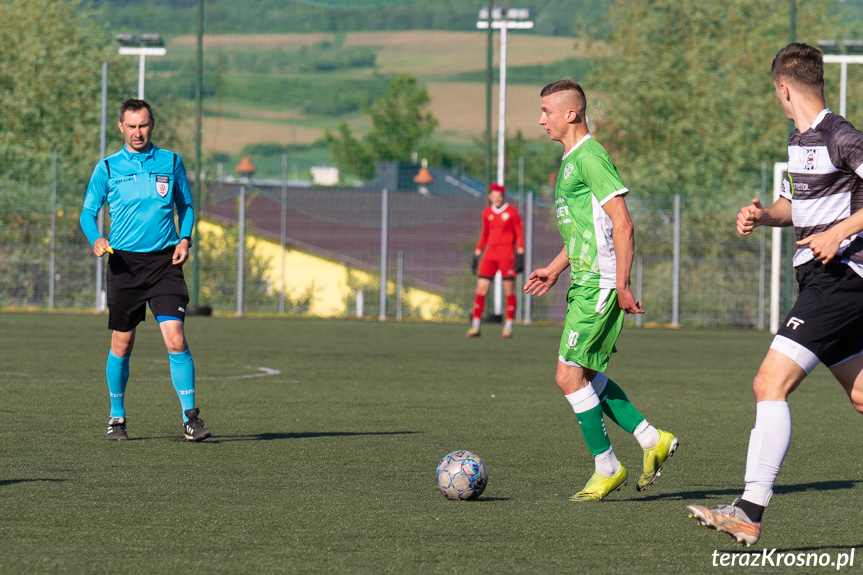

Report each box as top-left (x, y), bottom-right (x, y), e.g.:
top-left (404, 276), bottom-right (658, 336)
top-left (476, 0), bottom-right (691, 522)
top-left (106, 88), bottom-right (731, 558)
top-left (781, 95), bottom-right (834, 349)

top-left (181, 236), bottom-right (193, 248)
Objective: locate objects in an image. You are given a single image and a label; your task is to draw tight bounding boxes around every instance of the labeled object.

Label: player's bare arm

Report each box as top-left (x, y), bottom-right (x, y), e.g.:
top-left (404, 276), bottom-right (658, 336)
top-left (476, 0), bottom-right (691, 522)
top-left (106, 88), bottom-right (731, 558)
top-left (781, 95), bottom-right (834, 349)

top-left (737, 197), bottom-right (792, 236)
top-left (603, 196), bottom-right (643, 314)
top-left (524, 246), bottom-right (569, 297)
top-left (797, 208), bottom-right (863, 264)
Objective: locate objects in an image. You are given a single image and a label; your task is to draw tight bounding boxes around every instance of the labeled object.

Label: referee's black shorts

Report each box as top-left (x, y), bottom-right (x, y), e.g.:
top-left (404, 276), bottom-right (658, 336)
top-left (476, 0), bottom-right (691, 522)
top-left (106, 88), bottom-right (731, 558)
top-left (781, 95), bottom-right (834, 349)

top-left (774, 259), bottom-right (863, 371)
top-left (106, 247), bottom-right (189, 332)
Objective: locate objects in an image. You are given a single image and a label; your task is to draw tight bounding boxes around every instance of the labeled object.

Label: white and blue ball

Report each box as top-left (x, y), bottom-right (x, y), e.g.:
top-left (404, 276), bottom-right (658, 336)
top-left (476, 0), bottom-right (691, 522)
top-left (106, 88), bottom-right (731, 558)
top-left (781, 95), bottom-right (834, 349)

top-left (435, 450), bottom-right (488, 500)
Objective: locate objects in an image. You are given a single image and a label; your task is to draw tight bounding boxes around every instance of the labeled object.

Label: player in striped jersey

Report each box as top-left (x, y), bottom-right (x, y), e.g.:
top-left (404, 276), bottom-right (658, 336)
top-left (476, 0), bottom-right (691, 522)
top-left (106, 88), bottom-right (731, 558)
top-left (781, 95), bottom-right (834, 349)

top-left (525, 79), bottom-right (678, 502)
top-left (688, 43), bottom-right (863, 546)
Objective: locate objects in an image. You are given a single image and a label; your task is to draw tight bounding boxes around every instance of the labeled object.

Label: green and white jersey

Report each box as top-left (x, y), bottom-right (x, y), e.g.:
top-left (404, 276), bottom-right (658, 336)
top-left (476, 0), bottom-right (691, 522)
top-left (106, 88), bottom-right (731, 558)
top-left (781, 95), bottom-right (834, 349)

top-left (554, 134), bottom-right (628, 288)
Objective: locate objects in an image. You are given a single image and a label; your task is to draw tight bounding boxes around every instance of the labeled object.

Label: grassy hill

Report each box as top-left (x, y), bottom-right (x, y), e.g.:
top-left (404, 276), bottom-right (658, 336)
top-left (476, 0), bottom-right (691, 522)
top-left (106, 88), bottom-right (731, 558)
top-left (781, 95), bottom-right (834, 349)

top-left (141, 30), bottom-right (603, 178)
top-left (87, 0), bottom-right (608, 37)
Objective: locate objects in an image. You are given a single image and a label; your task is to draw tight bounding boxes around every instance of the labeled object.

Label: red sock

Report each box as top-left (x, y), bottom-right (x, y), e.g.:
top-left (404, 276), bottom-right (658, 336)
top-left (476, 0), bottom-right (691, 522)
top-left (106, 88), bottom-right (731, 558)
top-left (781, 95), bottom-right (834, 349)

top-left (472, 294), bottom-right (485, 320)
top-left (506, 294), bottom-right (516, 321)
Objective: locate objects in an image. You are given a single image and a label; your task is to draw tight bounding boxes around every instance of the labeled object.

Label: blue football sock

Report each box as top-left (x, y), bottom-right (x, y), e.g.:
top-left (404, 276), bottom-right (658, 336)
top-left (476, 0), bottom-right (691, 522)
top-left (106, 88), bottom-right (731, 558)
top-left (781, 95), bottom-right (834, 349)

top-left (106, 351), bottom-right (130, 418)
top-left (169, 348), bottom-right (196, 421)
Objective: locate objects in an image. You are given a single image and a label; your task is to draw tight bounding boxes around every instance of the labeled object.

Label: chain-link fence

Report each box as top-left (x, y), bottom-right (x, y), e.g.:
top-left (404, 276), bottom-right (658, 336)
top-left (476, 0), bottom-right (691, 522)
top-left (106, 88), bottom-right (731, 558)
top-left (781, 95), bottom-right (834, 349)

top-left (5, 0), bottom-right (856, 327)
top-left (0, 156), bottom-right (797, 328)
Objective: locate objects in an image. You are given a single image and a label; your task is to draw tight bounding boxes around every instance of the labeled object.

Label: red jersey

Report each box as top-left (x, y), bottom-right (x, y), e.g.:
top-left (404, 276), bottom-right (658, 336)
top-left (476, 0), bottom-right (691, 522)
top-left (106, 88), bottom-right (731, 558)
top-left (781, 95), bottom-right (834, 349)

top-left (476, 202), bottom-right (525, 256)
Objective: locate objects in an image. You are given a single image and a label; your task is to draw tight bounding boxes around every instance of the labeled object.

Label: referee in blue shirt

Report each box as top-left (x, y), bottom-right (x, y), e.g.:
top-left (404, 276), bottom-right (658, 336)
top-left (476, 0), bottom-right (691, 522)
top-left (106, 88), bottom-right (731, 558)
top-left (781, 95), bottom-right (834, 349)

top-left (80, 98), bottom-right (210, 442)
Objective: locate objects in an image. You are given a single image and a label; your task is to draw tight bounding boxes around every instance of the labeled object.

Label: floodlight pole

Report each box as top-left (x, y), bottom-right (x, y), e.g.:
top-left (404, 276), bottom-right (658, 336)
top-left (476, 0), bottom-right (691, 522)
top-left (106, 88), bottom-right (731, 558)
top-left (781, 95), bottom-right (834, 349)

top-left (118, 45), bottom-right (167, 99)
top-left (96, 61), bottom-right (108, 312)
top-left (477, 8), bottom-right (533, 318)
top-left (476, 10), bottom-right (534, 187)
top-left (191, 0), bottom-right (204, 307)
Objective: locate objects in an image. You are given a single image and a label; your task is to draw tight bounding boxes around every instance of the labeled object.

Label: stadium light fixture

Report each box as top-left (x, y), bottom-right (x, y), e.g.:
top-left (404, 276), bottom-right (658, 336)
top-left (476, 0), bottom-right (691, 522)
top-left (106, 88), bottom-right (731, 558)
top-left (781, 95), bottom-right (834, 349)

top-left (819, 39), bottom-right (863, 118)
top-left (817, 39), bottom-right (841, 55)
top-left (846, 40), bottom-right (863, 55)
top-left (477, 7), bottom-right (533, 318)
top-left (477, 7), bottom-right (534, 187)
top-left (115, 33), bottom-right (167, 100)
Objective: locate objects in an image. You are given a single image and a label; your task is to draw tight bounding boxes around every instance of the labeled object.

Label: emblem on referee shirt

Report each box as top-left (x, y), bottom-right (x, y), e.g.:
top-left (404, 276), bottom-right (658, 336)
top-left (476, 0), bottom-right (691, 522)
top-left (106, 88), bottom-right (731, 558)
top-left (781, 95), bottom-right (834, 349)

top-left (804, 148), bottom-right (817, 171)
top-left (155, 175), bottom-right (170, 197)
top-left (563, 163), bottom-right (574, 180)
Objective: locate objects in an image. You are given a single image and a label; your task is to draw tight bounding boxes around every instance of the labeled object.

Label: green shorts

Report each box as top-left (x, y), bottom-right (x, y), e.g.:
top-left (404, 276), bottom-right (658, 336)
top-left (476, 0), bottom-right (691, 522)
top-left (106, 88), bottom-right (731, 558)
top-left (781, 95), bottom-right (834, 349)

top-left (558, 284), bottom-right (623, 372)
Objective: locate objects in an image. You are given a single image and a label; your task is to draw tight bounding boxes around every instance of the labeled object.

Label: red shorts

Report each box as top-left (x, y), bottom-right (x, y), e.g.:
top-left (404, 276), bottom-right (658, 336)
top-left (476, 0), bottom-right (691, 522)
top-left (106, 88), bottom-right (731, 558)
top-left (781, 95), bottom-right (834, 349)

top-left (478, 252), bottom-right (516, 280)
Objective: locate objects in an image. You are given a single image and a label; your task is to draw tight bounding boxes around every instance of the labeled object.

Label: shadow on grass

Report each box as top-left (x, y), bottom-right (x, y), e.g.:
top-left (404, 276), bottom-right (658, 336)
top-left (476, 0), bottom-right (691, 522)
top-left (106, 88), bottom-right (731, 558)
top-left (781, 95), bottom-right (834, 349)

top-left (102, 431), bottom-right (421, 442)
top-left (0, 478), bottom-right (67, 487)
top-left (210, 430), bottom-right (422, 442)
top-left (637, 479), bottom-right (863, 502)
top-left (773, 479), bottom-right (863, 494)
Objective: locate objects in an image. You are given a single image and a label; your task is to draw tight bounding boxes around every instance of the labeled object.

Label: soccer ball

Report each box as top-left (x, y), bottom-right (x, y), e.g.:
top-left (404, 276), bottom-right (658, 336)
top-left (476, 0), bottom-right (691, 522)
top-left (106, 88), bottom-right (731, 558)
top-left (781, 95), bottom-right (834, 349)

top-left (435, 450), bottom-right (488, 500)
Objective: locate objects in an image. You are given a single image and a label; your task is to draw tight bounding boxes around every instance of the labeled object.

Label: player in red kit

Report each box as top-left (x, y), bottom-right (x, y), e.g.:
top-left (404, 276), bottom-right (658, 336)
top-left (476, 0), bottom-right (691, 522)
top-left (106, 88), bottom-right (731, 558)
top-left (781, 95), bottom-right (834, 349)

top-left (466, 183), bottom-right (525, 339)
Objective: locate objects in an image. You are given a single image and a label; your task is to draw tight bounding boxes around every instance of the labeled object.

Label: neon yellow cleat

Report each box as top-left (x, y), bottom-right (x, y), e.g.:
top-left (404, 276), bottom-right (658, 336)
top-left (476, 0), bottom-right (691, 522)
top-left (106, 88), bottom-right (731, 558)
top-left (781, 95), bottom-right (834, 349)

top-left (636, 429), bottom-right (679, 491)
top-left (569, 465), bottom-right (628, 502)
top-left (464, 328), bottom-right (481, 338)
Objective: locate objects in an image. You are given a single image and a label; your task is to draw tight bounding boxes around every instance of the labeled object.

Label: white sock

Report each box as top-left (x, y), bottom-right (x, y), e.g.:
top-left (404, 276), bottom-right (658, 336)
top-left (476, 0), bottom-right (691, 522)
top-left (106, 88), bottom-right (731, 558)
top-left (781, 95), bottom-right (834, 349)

top-left (471, 318), bottom-right (481, 330)
top-left (564, 384), bottom-right (600, 413)
top-left (565, 386), bottom-right (619, 476)
top-left (633, 419), bottom-right (660, 450)
top-left (742, 401), bottom-right (791, 507)
top-left (594, 446), bottom-right (620, 476)
top-left (504, 319), bottom-right (513, 331)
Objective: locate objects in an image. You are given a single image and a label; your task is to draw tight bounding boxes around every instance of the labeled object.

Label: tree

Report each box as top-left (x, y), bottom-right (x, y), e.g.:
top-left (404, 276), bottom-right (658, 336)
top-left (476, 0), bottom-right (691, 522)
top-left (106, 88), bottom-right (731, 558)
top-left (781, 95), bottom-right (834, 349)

top-left (587, 0), bottom-right (841, 199)
top-left (0, 0), bottom-right (195, 188)
top-left (324, 73), bottom-right (438, 180)
top-left (0, 0), bottom-right (128, 186)
top-left (0, 0), bottom-right (197, 309)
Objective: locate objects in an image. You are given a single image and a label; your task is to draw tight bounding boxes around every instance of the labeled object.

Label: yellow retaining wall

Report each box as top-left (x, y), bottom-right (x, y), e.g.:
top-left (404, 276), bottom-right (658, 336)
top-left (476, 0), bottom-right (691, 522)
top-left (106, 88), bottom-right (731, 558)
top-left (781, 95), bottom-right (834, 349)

top-left (197, 220), bottom-right (453, 318)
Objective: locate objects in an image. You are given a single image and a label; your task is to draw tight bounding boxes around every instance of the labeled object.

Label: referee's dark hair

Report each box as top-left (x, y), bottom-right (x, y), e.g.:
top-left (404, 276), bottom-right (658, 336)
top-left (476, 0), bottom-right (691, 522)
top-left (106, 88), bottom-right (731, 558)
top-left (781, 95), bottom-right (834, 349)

top-left (119, 98), bottom-right (154, 123)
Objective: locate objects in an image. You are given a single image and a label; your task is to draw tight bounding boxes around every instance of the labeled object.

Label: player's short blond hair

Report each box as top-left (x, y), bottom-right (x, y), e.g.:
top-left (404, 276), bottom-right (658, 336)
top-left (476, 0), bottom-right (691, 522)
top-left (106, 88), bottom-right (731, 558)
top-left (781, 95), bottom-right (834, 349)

top-left (540, 79), bottom-right (586, 116)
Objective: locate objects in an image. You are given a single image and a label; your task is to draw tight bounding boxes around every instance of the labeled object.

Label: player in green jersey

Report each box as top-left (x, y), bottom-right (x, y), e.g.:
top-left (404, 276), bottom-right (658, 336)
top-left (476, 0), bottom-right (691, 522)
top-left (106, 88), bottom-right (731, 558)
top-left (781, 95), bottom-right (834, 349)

top-left (525, 79), bottom-right (678, 501)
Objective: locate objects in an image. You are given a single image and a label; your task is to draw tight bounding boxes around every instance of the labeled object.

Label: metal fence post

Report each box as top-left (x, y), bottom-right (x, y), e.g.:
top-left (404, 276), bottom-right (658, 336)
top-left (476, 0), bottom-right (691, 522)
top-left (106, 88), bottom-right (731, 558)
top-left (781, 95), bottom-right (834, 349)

top-left (396, 251), bottom-right (404, 321)
top-left (49, 150), bottom-right (57, 309)
top-left (672, 193), bottom-right (680, 328)
top-left (758, 160), bottom-right (767, 331)
top-left (236, 184), bottom-right (246, 316)
top-left (524, 190), bottom-right (534, 324)
top-left (379, 188), bottom-right (388, 321)
top-left (635, 255), bottom-right (643, 328)
top-left (279, 153), bottom-right (288, 314)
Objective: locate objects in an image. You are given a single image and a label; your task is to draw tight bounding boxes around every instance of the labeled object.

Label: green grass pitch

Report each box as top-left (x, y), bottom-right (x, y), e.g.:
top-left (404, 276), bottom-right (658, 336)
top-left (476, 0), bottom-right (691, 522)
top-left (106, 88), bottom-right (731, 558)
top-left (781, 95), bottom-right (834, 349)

top-left (2, 312), bottom-right (862, 574)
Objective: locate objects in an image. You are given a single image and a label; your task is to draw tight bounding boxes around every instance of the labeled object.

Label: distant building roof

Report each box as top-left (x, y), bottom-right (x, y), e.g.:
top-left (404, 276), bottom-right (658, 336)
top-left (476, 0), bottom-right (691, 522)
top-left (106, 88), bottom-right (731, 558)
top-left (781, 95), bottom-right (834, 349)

top-left (366, 161), bottom-right (485, 198)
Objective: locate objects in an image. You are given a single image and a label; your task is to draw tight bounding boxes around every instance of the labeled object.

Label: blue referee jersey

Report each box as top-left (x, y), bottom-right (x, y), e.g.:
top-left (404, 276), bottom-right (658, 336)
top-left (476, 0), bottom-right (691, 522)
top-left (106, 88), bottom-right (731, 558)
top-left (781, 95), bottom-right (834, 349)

top-left (80, 145), bottom-right (194, 253)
